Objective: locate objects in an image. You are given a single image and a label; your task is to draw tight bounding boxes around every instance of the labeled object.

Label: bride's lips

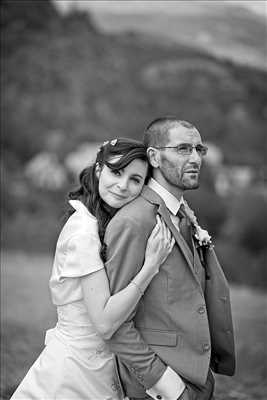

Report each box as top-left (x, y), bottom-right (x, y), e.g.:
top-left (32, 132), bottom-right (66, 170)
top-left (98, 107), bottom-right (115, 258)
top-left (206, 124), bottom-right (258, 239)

top-left (110, 192), bottom-right (128, 200)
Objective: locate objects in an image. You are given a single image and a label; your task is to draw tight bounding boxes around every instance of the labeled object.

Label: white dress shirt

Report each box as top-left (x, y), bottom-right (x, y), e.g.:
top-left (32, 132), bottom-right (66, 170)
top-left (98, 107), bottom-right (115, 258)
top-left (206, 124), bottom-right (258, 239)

top-left (145, 179), bottom-right (186, 400)
top-left (148, 178), bottom-right (185, 233)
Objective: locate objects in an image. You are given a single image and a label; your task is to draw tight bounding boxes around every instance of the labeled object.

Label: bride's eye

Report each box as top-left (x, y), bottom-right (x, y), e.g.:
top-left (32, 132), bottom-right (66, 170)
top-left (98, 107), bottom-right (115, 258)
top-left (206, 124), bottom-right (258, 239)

top-left (131, 177), bottom-right (141, 184)
top-left (111, 169), bottom-right (121, 176)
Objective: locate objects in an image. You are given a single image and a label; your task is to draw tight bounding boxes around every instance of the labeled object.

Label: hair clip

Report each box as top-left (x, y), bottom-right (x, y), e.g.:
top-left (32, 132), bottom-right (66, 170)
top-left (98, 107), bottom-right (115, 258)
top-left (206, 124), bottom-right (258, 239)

top-left (97, 139), bottom-right (118, 154)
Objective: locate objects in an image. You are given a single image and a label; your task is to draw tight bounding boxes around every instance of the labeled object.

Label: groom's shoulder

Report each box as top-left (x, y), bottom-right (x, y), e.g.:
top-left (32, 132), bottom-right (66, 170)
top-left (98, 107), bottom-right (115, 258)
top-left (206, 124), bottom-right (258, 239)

top-left (105, 189), bottom-right (157, 238)
top-left (118, 194), bottom-right (152, 218)
top-left (111, 190), bottom-right (155, 225)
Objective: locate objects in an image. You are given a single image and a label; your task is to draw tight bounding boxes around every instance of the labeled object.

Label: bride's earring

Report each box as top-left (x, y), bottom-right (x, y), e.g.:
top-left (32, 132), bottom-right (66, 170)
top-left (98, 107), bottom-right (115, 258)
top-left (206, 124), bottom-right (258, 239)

top-left (95, 163), bottom-right (100, 178)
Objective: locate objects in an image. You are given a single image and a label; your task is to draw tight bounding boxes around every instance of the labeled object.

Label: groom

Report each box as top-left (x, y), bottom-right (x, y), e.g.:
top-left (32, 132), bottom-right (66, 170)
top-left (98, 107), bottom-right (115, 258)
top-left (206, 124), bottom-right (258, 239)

top-left (104, 117), bottom-right (235, 399)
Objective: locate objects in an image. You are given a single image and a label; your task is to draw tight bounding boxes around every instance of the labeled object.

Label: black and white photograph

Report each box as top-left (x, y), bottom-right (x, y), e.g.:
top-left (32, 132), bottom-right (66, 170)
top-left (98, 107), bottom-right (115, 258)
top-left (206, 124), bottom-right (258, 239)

top-left (1, 0), bottom-right (267, 399)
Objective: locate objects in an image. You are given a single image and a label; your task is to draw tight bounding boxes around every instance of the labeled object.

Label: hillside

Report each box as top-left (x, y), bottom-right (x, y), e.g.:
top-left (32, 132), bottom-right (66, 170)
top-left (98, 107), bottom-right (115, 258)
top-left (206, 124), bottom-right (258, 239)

top-left (1, 0), bottom-right (267, 292)
top-left (94, 5), bottom-right (266, 70)
top-left (2, 0), bottom-right (267, 170)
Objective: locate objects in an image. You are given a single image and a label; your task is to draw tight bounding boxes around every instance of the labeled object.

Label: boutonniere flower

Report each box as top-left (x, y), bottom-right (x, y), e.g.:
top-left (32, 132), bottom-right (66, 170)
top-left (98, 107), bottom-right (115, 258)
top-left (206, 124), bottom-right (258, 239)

top-left (182, 201), bottom-right (214, 249)
top-left (194, 225), bottom-right (213, 248)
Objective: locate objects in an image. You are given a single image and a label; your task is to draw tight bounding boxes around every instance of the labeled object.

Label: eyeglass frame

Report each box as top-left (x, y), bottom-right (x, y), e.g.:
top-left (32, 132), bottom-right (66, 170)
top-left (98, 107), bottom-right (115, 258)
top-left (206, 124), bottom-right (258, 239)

top-left (153, 143), bottom-right (208, 156)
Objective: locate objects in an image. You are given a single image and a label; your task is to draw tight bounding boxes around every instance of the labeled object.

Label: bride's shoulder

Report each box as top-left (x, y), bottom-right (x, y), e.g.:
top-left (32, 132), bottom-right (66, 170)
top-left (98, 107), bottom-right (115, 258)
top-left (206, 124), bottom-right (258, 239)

top-left (61, 206), bottom-right (99, 243)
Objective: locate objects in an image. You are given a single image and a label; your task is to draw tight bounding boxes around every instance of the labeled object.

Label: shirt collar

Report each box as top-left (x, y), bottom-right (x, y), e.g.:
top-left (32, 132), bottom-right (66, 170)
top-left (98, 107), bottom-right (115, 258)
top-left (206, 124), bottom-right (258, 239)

top-left (147, 178), bottom-right (184, 215)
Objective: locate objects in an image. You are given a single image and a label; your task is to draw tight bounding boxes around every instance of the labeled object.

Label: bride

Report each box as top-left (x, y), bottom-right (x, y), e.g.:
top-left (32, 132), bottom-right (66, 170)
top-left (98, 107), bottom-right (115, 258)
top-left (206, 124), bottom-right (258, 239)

top-left (11, 138), bottom-right (174, 400)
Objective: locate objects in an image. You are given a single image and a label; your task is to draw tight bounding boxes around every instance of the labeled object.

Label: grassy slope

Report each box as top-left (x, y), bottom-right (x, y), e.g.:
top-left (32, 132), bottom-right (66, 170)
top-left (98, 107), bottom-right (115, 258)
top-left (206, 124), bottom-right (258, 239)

top-left (1, 251), bottom-right (267, 399)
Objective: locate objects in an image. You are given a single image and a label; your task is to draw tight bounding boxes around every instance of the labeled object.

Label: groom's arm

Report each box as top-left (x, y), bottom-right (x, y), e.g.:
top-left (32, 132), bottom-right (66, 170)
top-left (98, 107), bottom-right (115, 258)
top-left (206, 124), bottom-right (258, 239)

top-left (104, 213), bottom-right (185, 398)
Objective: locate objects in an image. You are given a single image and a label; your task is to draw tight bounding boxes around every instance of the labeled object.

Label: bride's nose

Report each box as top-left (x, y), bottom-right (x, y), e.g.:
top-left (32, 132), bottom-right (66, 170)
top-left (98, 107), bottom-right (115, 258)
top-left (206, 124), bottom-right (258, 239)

top-left (117, 178), bottom-right (128, 191)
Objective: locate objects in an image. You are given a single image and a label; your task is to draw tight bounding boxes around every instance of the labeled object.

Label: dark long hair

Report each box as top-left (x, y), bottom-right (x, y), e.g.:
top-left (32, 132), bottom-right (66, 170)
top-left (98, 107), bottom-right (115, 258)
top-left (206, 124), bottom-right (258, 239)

top-left (67, 138), bottom-right (150, 260)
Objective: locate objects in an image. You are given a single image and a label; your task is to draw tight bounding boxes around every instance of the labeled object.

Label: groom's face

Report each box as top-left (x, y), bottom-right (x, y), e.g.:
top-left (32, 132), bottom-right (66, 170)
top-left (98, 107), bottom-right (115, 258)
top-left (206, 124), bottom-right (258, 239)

top-left (157, 125), bottom-right (203, 192)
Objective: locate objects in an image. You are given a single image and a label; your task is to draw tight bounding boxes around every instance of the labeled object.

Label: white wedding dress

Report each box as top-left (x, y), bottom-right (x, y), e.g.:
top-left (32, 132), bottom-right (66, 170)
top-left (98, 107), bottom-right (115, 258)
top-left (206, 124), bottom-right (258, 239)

top-left (11, 200), bottom-right (124, 400)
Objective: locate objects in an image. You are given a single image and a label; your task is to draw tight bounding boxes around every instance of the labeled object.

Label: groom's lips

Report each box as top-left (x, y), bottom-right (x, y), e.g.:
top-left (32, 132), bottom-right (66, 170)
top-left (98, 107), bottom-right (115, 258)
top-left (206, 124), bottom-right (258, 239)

top-left (185, 169), bottom-right (199, 173)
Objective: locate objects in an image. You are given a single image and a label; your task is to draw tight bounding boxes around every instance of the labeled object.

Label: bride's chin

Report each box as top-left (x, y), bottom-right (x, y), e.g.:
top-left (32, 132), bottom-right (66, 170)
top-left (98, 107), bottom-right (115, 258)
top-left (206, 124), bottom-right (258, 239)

top-left (106, 199), bottom-right (125, 209)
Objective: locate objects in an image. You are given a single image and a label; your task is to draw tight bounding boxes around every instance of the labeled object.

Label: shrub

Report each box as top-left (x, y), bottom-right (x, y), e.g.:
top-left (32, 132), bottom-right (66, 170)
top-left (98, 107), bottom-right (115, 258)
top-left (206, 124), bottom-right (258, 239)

top-left (216, 241), bottom-right (267, 289)
top-left (224, 191), bottom-right (267, 253)
top-left (185, 187), bottom-right (227, 237)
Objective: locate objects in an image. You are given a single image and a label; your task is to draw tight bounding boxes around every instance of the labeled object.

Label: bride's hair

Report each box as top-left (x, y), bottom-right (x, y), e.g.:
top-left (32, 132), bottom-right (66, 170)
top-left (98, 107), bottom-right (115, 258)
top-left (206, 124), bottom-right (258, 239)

top-left (67, 138), bottom-right (150, 261)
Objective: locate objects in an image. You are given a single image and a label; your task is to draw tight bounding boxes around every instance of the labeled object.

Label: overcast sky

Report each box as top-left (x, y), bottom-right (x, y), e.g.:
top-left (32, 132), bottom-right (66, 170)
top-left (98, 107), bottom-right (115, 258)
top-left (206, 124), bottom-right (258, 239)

top-left (54, 0), bottom-right (267, 17)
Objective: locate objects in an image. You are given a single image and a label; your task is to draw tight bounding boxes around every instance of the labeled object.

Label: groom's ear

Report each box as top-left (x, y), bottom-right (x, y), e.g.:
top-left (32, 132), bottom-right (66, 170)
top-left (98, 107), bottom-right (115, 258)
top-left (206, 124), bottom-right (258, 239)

top-left (147, 147), bottom-right (160, 168)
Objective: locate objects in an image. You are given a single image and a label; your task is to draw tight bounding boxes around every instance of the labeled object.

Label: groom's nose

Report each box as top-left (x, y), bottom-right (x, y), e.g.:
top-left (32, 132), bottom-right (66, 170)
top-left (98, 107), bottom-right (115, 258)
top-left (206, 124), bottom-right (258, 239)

top-left (188, 148), bottom-right (202, 164)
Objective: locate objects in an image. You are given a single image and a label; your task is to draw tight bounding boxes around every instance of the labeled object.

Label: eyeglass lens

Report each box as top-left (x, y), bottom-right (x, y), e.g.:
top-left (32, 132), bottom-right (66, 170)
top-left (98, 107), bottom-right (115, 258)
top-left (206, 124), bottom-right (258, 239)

top-left (177, 144), bottom-right (208, 155)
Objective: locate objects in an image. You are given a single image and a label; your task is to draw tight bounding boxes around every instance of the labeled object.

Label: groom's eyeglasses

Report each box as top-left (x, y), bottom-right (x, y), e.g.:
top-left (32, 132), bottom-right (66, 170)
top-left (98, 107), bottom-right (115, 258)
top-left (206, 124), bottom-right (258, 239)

top-left (154, 143), bottom-right (208, 157)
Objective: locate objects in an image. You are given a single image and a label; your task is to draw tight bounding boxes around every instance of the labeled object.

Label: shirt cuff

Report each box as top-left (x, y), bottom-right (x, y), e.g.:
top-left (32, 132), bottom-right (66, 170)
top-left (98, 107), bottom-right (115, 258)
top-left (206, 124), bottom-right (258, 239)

top-left (146, 366), bottom-right (185, 400)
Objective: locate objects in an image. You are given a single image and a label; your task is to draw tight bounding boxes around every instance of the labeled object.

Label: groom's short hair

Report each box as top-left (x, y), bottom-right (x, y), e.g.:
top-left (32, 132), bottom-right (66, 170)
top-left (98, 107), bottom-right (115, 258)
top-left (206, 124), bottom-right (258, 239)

top-left (143, 117), bottom-right (196, 148)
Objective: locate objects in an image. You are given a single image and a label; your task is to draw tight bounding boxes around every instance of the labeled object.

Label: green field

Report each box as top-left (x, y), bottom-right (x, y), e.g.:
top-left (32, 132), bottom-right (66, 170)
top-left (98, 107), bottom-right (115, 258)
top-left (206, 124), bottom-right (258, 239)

top-left (1, 251), bottom-right (266, 399)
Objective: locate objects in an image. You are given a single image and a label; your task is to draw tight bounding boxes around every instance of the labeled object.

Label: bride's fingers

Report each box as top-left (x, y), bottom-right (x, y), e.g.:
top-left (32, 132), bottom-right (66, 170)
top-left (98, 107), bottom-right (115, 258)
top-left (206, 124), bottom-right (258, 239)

top-left (155, 216), bottom-right (173, 249)
top-left (159, 217), bottom-right (167, 236)
top-left (156, 214), bottom-right (161, 224)
top-left (152, 217), bottom-right (161, 235)
top-left (170, 237), bottom-right (175, 250)
top-left (162, 221), bottom-right (171, 244)
top-left (166, 226), bottom-right (172, 242)
top-left (153, 216), bottom-right (161, 230)
top-left (157, 216), bottom-right (165, 233)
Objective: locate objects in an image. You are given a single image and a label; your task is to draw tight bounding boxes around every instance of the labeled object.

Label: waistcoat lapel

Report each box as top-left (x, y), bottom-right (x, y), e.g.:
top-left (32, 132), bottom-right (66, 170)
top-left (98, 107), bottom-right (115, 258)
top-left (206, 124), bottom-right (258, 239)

top-left (142, 186), bottom-right (199, 282)
top-left (157, 202), bottom-right (194, 267)
top-left (193, 244), bottom-right (206, 291)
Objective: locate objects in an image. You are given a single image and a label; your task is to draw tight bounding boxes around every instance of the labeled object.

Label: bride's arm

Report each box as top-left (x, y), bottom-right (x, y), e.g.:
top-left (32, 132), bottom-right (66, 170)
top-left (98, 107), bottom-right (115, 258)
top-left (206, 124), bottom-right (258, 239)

top-left (81, 216), bottom-right (174, 339)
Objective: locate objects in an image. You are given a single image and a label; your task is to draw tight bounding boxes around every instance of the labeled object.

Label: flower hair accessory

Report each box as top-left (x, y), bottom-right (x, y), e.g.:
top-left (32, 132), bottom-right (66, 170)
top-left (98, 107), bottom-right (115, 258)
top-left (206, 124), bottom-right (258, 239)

top-left (97, 139), bottom-right (118, 154)
top-left (102, 139), bottom-right (118, 147)
top-left (182, 201), bottom-right (213, 248)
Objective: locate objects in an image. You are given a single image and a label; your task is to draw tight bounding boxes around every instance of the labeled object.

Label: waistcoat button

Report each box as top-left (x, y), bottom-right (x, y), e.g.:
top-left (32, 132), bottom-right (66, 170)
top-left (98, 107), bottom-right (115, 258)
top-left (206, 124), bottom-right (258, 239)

top-left (198, 305), bottom-right (206, 314)
top-left (203, 343), bottom-right (210, 352)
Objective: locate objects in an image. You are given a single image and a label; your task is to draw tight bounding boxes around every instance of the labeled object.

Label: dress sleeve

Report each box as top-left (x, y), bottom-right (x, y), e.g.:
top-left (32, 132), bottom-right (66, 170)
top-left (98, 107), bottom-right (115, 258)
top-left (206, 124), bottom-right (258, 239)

top-left (60, 232), bottom-right (104, 279)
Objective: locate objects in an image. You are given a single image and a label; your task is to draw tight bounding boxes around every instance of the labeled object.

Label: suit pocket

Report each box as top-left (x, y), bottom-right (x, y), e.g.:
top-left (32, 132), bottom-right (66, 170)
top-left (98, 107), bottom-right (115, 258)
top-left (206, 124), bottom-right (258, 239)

top-left (139, 328), bottom-right (178, 347)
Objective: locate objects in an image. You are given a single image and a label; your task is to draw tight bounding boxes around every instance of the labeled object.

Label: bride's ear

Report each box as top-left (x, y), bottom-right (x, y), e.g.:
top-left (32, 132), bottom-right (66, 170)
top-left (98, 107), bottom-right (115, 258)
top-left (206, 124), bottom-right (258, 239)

top-left (147, 147), bottom-right (160, 168)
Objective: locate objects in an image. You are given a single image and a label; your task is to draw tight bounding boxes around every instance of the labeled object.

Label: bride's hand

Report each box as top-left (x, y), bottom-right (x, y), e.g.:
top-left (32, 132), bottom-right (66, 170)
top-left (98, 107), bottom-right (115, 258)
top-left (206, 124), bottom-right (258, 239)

top-left (144, 215), bottom-right (175, 276)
